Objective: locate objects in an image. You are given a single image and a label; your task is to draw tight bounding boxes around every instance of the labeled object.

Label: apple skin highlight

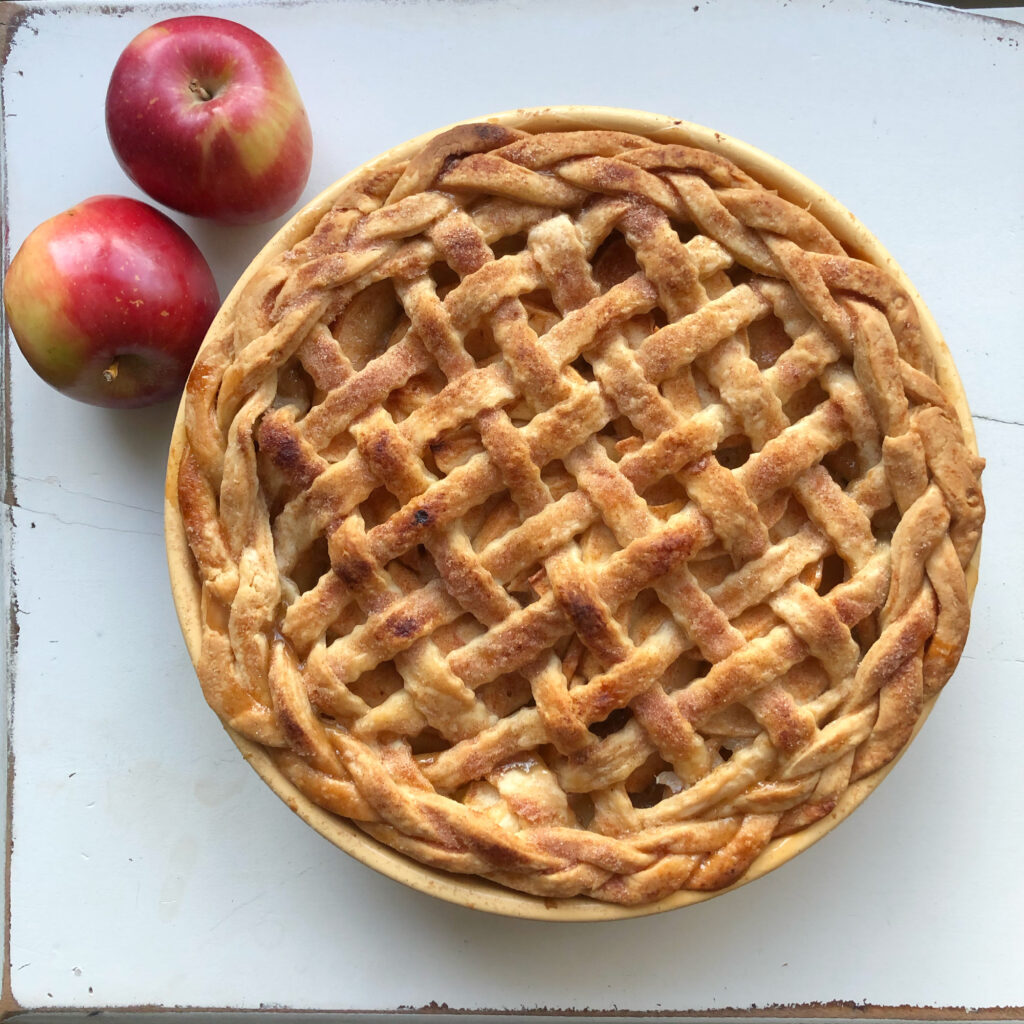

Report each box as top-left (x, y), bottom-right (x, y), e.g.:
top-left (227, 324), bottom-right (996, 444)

top-left (105, 16), bottom-right (314, 225)
top-left (4, 196), bottom-right (220, 408)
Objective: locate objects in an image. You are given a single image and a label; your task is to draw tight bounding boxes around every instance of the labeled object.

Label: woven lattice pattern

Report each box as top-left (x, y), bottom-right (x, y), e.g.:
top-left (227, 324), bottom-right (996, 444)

top-left (177, 122), bottom-right (984, 904)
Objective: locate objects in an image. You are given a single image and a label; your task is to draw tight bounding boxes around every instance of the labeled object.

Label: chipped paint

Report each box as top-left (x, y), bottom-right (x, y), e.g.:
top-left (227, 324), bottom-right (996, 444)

top-left (0, 5), bottom-right (27, 1020)
top-left (890, 0), bottom-right (1024, 28)
top-left (0, 4), bottom-right (29, 73)
top-left (0, 1002), bottom-right (1018, 1020)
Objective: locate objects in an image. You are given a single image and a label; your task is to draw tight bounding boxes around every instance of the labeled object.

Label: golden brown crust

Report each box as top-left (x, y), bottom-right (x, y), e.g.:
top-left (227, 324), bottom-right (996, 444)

top-left (175, 121), bottom-right (984, 904)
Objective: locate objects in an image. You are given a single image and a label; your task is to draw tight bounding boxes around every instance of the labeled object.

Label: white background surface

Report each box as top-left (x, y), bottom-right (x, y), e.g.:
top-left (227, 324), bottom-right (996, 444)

top-left (2, 0), bottom-right (1023, 1018)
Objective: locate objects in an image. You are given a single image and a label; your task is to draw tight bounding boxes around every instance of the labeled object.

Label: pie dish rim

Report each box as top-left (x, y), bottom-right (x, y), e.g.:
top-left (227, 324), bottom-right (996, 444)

top-left (164, 104), bottom-right (981, 921)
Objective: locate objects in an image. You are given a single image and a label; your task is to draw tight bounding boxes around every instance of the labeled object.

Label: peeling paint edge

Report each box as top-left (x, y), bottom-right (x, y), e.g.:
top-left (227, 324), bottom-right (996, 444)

top-left (888, 0), bottom-right (1024, 29)
top-left (0, 0), bottom-right (519, 24)
top-left (0, 4), bottom-right (27, 1020)
top-left (4, 0), bottom-right (1023, 27)
top-left (1, 1002), bottom-right (1023, 1022)
top-left (0, 4), bottom-right (29, 73)
top-left (0, 0), bottom-right (26, 508)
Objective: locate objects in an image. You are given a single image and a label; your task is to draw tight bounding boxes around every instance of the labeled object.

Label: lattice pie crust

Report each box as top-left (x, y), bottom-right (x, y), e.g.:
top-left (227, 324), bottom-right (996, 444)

top-left (171, 113), bottom-right (984, 907)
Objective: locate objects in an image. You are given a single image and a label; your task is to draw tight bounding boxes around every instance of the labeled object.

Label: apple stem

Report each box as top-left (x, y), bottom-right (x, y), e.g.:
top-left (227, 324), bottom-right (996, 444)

top-left (103, 359), bottom-right (119, 384)
top-left (189, 79), bottom-right (213, 102)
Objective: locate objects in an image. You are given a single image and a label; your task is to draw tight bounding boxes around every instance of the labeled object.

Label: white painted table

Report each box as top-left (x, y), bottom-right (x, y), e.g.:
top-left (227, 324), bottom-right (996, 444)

top-left (2, 1), bottom-right (1022, 1020)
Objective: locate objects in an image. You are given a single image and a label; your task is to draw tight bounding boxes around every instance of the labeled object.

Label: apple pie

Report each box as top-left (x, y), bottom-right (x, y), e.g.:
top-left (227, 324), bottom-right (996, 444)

top-left (169, 109), bottom-right (984, 908)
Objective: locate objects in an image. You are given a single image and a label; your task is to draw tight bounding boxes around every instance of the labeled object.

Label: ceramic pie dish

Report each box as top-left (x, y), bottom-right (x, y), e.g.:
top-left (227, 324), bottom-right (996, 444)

top-left (165, 106), bottom-right (984, 920)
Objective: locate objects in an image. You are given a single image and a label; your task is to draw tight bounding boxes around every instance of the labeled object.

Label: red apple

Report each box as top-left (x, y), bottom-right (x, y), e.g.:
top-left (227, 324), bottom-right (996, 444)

top-left (105, 16), bottom-right (313, 225)
top-left (3, 195), bottom-right (219, 408)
